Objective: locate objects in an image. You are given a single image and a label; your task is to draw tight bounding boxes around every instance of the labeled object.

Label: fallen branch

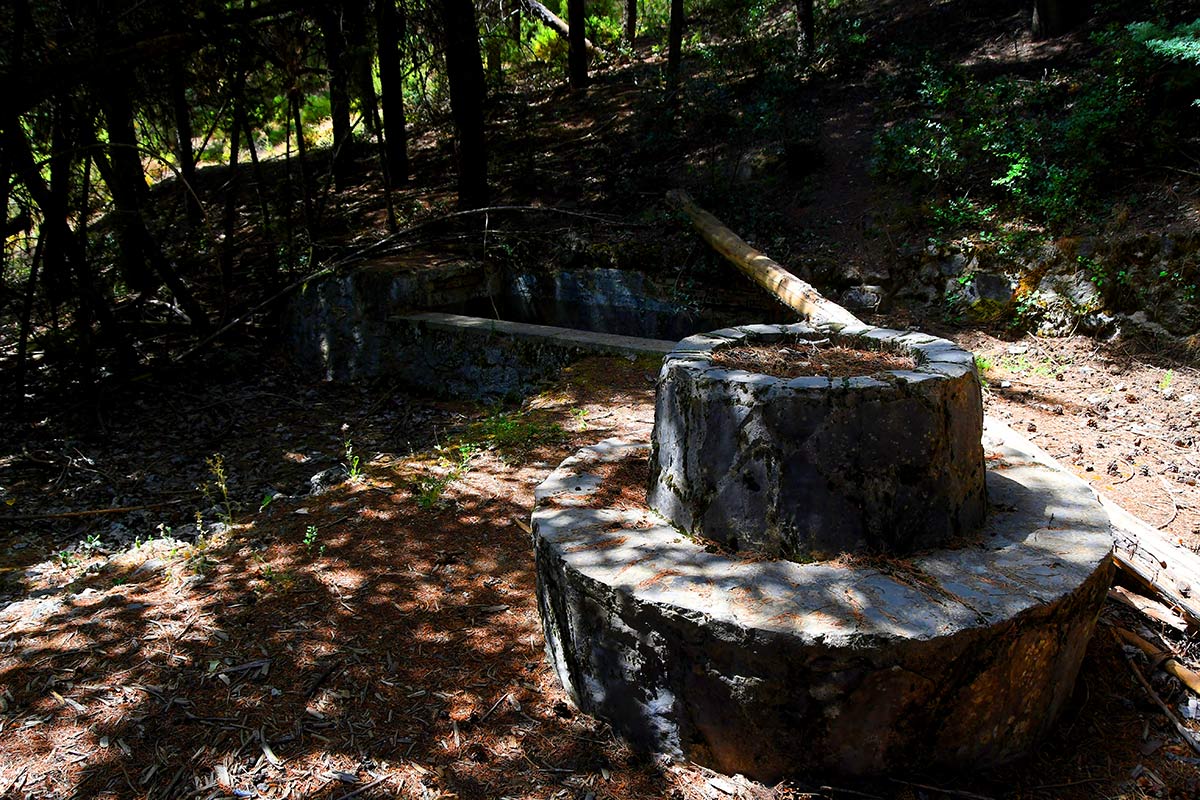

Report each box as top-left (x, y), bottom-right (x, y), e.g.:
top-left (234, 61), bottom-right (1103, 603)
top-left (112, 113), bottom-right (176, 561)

top-left (522, 0), bottom-right (606, 59)
top-left (331, 776), bottom-right (387, 800)
top-left (1112, 625), bottom-right (1200, 696)
top-left (666, 190), bottom-right (863, 328)
top-left (0, 499), bottom-right (186, 522)
top-left (1114, 629), bottom-right (1200, 755)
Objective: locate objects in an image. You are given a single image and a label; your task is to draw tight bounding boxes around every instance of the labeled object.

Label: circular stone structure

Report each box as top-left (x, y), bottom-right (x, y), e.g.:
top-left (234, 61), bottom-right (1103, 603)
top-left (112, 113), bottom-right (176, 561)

top-left (532, 323), bottom-right (1115, 782)
top-left (648, 323), bottom-right (986, 560)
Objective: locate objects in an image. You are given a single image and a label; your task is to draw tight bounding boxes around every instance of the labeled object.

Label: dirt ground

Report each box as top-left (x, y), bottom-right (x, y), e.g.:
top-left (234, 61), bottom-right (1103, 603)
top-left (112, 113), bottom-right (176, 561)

top-left (1, 332), bottom-right (1199, 800)
top-left (3, 0), bottom-right (1199, 797)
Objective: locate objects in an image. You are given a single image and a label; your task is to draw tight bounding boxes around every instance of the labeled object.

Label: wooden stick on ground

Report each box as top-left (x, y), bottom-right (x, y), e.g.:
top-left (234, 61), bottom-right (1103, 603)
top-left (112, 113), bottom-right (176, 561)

top-left (666, 190), bottom-right (864, 328)
top-left (0, 499), bottom-right (186, 523)
top-left (1113, 629), bottom-right (1200, 755)
top-left (1112, 625), bottom-right (1200, 696)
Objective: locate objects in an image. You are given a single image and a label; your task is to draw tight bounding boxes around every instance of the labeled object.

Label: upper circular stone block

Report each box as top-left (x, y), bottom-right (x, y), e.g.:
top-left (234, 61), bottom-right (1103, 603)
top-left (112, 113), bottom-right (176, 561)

top-left (647, 323), bottom-right (986, 560)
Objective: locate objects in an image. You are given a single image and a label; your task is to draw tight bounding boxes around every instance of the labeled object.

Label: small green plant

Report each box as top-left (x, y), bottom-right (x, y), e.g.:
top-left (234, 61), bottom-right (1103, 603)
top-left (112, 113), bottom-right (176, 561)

top-left (259, 493), bottom-right (275, 512)
top-left (343, 439), bottom-right (362, 481)
top-left (201, 453), bottom-right (234, 527)
top-left (415, 444), bottom-right (478, 510)
top-left (57, 549), bottom-right (78, 568)
top-left (1160, 370), bottom-right (1174, 391)
top-left (302, 524), bottom-right (324, 556)
top-left (472, 409), bottom-right (567, 461)
top-left (974, 354), bottom-right (993, 387)
top-left (570, 407), bottom-right (589, 431)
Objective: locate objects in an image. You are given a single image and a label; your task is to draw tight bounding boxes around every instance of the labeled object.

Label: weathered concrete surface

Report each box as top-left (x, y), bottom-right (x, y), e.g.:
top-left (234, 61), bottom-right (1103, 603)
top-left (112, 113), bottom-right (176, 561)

top-left (533, 421), bottom-right (1113, 781)
top-left (648, 323), bottom-right (986, 560)
top-left (284, 263), bottom-right (787, 385)
top-left (284, 260), bottom-right (500, 382)
top-left (489, 268), bottom-right (790, 341)
top-left (382, 313), bottom-right (673, 401)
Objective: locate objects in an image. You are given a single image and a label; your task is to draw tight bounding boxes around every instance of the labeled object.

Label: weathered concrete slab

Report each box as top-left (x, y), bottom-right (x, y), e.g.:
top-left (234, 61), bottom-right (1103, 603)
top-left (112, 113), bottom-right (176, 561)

top-left (647, 324), bottom-right (987, 559)
top-left (396, 312), bottom-right (678, 357)
top-left (533, 419), bottom-right (1113, 781)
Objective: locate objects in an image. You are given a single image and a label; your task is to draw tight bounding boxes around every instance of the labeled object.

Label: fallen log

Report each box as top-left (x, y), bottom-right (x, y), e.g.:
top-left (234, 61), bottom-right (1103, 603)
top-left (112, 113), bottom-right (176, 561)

top-left (523, 0), bottom-right (606, 59)
top-left (1104, 493), bottom-right (1200, 628)
top-left (666, 190), bottom-right (863, 328)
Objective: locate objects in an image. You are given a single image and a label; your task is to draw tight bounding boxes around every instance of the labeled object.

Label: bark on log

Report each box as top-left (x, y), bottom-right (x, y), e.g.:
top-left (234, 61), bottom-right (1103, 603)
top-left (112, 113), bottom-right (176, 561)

top-left (523, 0), bottom-right (605, 59)
top-left (666, 190), bottom-right (863, 327)
top-left (1104, 494), bottom-right (1200, 628)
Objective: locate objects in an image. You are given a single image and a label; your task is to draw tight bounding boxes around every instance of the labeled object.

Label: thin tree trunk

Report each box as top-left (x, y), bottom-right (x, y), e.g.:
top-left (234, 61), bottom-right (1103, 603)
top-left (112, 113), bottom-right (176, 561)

top-left (92, 142), bottom-right (212, 335)
top-left (169, 53), bottom-right (202, 226)
top-left (290, 92), bottom-right (315, 234)
top-left (568, 0), bottom-right (587, 91)
top-left (625, 0), bottom-right (636, 44)
top-left (667, 0), bottom-right (683, 89)
top-left (98, 81), bottom-right (155, 292)
top-left (376, 0), bottom-right (410, 184)
top-left (441, 0), bottom-right (489, 209)
top-left (283, 99), bottom-right (295, 271)
top-left (345, 0), bottom-right (379, 137)
top-left (14, 232), bottom-right (44, 412)
top-left (1032, 0), bottom-right (1087, 38)
top-left (0, 134), bottom-right (12, 290)
top-left (220, 65), bottom-right (248, 308)
top-left (241, 115), bottom-right (272, 238)
top-left (3, 108), bottom-right (133, 366)
top-left (797, 0), bottom-right (814, 54)
top-left (318, 5), bottom-right (354, 191)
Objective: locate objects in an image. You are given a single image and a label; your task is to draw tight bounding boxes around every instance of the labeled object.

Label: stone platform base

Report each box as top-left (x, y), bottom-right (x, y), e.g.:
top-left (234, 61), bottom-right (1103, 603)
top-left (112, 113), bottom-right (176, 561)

top-left (532, 420), bottom-right (1114, 782)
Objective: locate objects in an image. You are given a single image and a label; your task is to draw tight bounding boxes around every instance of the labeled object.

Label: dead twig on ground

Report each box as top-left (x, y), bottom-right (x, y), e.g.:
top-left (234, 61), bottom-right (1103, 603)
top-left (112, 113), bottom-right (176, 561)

top-left (889, 779), bottom-right (993, 800)
top-left (1112, 625), bottom-right (1200, 696)
top-left (0, 498), bottom-right (186, 522)
top-left (1114, 630), bottom-right (1200, 754)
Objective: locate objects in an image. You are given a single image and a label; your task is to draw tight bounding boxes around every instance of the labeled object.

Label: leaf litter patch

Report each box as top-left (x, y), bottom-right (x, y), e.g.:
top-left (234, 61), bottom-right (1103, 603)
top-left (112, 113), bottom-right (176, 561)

top-left (711, 341), bottom-right (915, 379)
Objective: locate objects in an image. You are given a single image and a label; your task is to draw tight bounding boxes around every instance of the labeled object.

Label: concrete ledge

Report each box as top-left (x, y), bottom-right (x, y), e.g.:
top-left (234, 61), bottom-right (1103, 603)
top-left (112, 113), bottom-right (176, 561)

top-left (532, 419), bottom-right (1113, 781)
top-left (394, 312), bottom-right (678, 357)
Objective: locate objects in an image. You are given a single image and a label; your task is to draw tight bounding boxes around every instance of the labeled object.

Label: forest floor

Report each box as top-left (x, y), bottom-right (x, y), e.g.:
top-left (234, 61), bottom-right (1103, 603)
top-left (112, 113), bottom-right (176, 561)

top-left (4, 0), bottom-right (1200, 798)
top-left (1, 335), bottom-right (1199, 800)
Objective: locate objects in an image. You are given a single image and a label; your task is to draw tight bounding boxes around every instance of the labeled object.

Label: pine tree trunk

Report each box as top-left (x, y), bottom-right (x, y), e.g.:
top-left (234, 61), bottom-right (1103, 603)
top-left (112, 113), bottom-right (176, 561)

top-left (441, 0), bottom-right (489, 209)
top-left (290, 92), bottom-right (316, 233)
top-left (568, 0), bottom-right (587, 91)
top-left (376, 0), bottom-right (410, 184)
top-left (345, 0), bottom-right (379, 136)
top-left (667, 0), bottom-right (683, 89)
top-left (220, 66), bottom-right (247, 308)
top-left (625, 0), bottom-right (636, 44)
top-left (14, 230), bottom-right (44, 412)
top-left (797, 0), bottom-right (814, 54)
top-left (1032, 0), bottom-right (1086, 38)
top-left (98, 80), bottom-right (155, 292)
top-left (169, 53), bottom-right (202, 226)
top-left (318, 5), bottom-right (354, 190)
